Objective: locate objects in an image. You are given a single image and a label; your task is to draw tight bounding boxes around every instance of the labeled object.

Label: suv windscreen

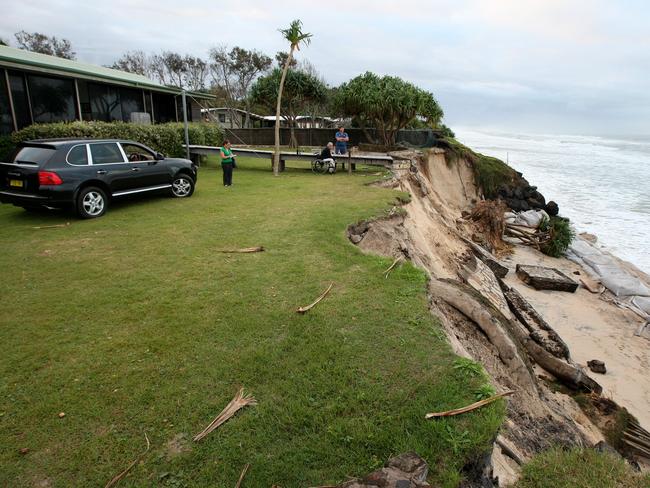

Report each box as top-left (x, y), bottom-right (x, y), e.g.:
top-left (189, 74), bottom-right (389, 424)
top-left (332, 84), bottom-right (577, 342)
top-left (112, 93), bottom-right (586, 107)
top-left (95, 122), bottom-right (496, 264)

top-left (67, 145), bottom-right (89, 165)
top-left (90, 143), bottom-right (125, 165)
top-left (11, 146), bottom-right (56, 166)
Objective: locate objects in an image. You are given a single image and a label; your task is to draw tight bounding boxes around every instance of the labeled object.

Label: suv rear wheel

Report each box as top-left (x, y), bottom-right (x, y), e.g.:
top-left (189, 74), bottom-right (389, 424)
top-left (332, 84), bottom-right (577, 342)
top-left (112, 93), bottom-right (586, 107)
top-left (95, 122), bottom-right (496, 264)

top-left (77, 186), bottom-right (107, 219)
top-left (171, 174), bottom-right (194, 198)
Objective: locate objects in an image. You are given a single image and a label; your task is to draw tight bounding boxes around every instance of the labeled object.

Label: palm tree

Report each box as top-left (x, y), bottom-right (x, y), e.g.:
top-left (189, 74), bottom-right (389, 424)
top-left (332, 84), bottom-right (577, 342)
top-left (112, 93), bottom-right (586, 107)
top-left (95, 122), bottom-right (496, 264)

top-left (273, 19), bottom-right (312, 176)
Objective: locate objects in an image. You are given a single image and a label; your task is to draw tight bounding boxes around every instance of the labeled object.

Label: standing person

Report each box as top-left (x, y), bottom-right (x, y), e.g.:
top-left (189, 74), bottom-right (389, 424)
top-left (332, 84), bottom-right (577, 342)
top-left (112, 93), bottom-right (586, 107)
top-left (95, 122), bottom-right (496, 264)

top-left (220, 140), bottom-right (235, 187)
top-left (335, 126), bottom-right (349, 155)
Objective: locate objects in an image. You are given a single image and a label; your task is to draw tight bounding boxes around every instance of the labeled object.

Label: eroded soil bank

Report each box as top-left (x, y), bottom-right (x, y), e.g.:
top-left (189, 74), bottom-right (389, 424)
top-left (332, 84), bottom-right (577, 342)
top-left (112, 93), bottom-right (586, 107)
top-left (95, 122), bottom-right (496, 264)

top-left (349, 148), bottom-right (650, 485)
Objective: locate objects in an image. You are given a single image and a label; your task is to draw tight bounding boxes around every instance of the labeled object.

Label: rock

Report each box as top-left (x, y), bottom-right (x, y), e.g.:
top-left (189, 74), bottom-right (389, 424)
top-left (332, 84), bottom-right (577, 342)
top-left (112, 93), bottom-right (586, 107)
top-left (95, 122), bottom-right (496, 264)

top-left (349, 221), bottom-right (370, 236)
top-left (350, 234), bottom-right (363, 244)
top-left (516, 264), bottom-right (579, 293)
top-left (587, 359), bottom-right (606, 374)
top-left (58, 412), bottom-right (65, 418)
top-left (594, 441), bottom-right (619, 457)
top-left (545, 201), bottom-right (559, 216)
top-left (338, 452), bottom-right (431, 488)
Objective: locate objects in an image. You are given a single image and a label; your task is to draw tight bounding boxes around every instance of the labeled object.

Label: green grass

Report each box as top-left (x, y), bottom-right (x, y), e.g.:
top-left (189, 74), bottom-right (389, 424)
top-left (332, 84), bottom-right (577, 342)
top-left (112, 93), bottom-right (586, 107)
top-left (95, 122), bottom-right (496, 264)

top-left (513, 447), bottom-right (650, 488)
top-left (0, 158), bottom-right (504, 487)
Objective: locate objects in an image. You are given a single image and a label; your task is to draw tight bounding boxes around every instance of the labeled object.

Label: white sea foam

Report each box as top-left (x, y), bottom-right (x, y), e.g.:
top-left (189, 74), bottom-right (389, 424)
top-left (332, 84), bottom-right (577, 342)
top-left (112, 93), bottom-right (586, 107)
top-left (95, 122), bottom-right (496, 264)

top-left (455, 128), bottom-right (650, 274)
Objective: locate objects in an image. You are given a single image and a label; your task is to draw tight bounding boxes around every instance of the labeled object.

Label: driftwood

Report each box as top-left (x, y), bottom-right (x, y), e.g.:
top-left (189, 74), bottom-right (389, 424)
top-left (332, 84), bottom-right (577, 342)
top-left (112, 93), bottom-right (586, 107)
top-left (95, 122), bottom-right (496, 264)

top-left (219, 247), bottom-right (265, 253)
top-left (105, 433), bottom-right (150, 488)
top-left (32, 222), bottom-right (71, 230)
top-left (495, 436), bottom-right (524, 466)
top-left (384, 256), bottom-right (404, 278)
top-left (235, 463), bottom-right (250, 488)
top-left (296, 283), bottom-right (333, 314)
top-left (193, 388), bottom-right (257, 442)
top-left (426, 391), bottom-right (515, 419)
top-left (504, 223), bottom-right (550, 249)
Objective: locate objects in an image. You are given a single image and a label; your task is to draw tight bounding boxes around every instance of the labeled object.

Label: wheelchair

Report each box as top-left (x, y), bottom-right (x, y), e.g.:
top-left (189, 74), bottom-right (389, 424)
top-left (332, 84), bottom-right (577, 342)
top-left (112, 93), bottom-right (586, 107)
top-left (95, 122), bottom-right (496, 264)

top-left (311, 158), bottom-right (336, 174)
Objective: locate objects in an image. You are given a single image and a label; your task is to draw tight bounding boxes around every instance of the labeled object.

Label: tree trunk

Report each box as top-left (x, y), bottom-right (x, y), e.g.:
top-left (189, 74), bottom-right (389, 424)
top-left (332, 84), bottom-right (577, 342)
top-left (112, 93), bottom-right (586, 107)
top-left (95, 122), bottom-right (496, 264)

top-left (244, 101), bottom-right (250, 128)
top-left (274, 47), bottom-right (295, 176)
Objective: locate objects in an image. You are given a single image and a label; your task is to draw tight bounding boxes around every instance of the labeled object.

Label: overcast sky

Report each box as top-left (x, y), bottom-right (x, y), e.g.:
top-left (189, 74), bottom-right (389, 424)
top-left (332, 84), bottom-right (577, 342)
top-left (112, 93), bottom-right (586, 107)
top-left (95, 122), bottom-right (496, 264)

top-left (2, 0), bottom-right (649, 136)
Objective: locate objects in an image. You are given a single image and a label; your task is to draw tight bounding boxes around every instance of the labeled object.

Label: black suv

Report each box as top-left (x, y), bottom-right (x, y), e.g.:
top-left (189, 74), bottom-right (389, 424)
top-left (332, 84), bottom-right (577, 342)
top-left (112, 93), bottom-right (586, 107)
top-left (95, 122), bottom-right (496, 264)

top-left (0, 139), bottom-right (197, 218)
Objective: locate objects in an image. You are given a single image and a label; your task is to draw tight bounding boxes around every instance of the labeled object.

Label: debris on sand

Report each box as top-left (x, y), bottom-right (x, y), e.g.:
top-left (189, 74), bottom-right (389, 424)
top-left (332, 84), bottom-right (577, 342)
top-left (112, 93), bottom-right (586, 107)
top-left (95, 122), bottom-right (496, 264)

top-left (193, 388), bottom-right (257, 442)
top-left (516, 264), bottom-right (579, 292)
top-left (296, 283), bottom-right (333, 314)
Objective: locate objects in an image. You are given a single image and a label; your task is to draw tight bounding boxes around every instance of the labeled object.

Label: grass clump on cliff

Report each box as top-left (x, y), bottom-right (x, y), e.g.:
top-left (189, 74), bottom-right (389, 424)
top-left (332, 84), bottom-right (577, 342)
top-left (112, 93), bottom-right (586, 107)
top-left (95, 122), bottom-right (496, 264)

top-left (0, 157), bottom-right (505, 487)
top-left (436, 137), bottom-right (517, 198)
top-left (513, 447), bottom-right (650, 488)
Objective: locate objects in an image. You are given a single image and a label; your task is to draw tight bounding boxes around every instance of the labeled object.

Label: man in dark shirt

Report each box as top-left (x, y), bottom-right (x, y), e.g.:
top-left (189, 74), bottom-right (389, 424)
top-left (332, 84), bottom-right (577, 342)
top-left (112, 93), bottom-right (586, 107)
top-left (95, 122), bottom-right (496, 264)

top-left (320, 142), bottom-right (336, 173)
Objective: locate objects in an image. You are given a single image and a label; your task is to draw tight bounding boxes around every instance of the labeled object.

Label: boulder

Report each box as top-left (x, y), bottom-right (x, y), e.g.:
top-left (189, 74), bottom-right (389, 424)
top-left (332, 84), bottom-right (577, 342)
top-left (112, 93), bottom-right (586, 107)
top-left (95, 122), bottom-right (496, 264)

top-left (338, 452), bottom-right (431, 488)
top-left (587, 359), bottom-right (607, 374)
top-left (545, 201), bottom-right (559, 216)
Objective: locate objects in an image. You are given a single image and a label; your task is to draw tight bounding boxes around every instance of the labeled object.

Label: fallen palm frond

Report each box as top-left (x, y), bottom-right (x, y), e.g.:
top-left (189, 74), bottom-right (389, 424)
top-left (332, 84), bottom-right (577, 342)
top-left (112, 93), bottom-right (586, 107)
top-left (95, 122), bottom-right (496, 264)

top-left (32, 222), bottom-right (71, 230)
top-left (296, 283), bottom-right (333, 314)
top-left (193, 388), bottom-right (257, 442)
top-left (384, 256), bottom-right (404, 278)
top-left (425, 391), bottom-right (515, 419)
top-left (105, 433), bottom-right (150, 488)
top-left (235, 463), bottom-right (250, 488)
top-left (219, 246), bottom-right (265, 253)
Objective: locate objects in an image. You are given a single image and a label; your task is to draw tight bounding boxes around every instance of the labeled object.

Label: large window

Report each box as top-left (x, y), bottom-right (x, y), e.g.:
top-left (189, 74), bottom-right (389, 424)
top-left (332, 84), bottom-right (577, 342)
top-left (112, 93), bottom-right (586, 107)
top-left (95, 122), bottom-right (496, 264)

top-left (8, 72), bottom-right (32, 130)
top-left (152, 93), bottom-right (176, 123)
top-left (0, 71), bottom-right (13, 135)
top-left (78, 81), bottom-right (144, 122)
top-left (27, 74), bottom-right (77, 123)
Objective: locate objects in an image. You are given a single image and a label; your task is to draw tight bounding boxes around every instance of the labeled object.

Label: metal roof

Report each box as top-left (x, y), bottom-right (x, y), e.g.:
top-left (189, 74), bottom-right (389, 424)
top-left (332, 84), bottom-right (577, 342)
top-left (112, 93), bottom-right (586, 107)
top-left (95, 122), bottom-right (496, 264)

top-left (0, 45), bottom-right (214, 99)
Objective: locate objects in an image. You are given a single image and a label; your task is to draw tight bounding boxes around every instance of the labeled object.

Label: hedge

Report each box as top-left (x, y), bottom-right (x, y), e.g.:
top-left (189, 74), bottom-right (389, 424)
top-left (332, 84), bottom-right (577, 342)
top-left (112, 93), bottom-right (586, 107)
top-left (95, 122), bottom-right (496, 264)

top-left (5, 121), bottom-right (224, 159)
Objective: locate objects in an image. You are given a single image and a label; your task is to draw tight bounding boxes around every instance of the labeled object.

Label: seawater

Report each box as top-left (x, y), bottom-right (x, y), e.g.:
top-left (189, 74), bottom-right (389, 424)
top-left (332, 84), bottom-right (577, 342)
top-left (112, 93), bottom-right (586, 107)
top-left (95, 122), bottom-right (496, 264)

top-left (455, 128), bottom-right (650, 274)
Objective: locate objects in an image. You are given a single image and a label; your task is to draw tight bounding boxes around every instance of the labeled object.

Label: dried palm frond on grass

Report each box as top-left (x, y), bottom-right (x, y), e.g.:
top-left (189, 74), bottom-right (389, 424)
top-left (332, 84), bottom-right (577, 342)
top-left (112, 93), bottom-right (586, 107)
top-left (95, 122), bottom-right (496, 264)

top-left (105, 433), bottom-right (150, 488)
top-left (235, 463), bottom-right (250, 488)
top-left (384, 256), bottom-right (404, 278)
top-left (219, 246), bottom-right (265, 253)
top-left (193, 388), bottom-right (257, 442)
top-left (296, 283), bottom-right (333, 314)
top-left (425, 390), bottom-right (515, 419)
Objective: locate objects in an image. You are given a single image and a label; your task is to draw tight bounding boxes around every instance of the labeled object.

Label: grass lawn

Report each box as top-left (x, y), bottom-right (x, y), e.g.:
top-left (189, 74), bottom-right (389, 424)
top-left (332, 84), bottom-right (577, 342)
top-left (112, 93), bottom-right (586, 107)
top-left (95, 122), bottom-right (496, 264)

top-left (0, 158), bottom-right (503, 487)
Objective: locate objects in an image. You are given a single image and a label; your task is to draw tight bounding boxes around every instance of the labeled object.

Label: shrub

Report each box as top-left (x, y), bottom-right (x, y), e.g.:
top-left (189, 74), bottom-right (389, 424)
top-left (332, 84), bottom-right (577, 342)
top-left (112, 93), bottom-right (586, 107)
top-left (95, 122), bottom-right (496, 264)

top-left (10, 121), bottom-right (224, 158)
top-left (0, 135), bottom-right (15, 161)
top-left (539, 216), bottom-right (575, 258)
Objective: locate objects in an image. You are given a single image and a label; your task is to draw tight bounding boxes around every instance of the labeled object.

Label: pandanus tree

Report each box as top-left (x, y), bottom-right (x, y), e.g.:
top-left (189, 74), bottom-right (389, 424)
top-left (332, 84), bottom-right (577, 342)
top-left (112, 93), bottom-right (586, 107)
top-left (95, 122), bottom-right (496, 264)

top-left (333, 72), bottom-right (444, 147)
top-left (273, 19), bottom-right (312, 176)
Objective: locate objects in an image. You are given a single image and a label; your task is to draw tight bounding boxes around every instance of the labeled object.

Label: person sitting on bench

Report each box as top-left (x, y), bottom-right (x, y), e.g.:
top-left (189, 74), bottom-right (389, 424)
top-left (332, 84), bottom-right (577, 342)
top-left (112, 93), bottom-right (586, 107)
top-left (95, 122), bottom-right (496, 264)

top-left (320, 142), bottom-right (336, 172)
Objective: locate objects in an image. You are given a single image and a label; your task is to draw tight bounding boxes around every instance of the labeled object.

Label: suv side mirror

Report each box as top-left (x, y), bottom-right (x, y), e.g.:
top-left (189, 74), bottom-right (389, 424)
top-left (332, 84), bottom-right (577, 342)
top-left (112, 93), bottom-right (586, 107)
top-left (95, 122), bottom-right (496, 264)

top-left (155, 152), bottom-right (165, 160)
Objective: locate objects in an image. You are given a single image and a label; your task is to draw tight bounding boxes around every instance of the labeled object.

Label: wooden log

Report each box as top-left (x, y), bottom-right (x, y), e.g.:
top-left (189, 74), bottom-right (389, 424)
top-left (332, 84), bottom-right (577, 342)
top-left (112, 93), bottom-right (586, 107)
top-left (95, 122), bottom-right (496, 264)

top-left (500, 281), bottom-right (571, 360)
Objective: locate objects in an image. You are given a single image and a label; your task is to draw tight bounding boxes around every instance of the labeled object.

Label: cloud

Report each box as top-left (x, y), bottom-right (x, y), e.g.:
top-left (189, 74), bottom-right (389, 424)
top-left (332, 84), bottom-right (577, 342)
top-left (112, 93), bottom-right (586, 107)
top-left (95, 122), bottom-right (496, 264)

top-left (1, 0), bottom-right (649, 135)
